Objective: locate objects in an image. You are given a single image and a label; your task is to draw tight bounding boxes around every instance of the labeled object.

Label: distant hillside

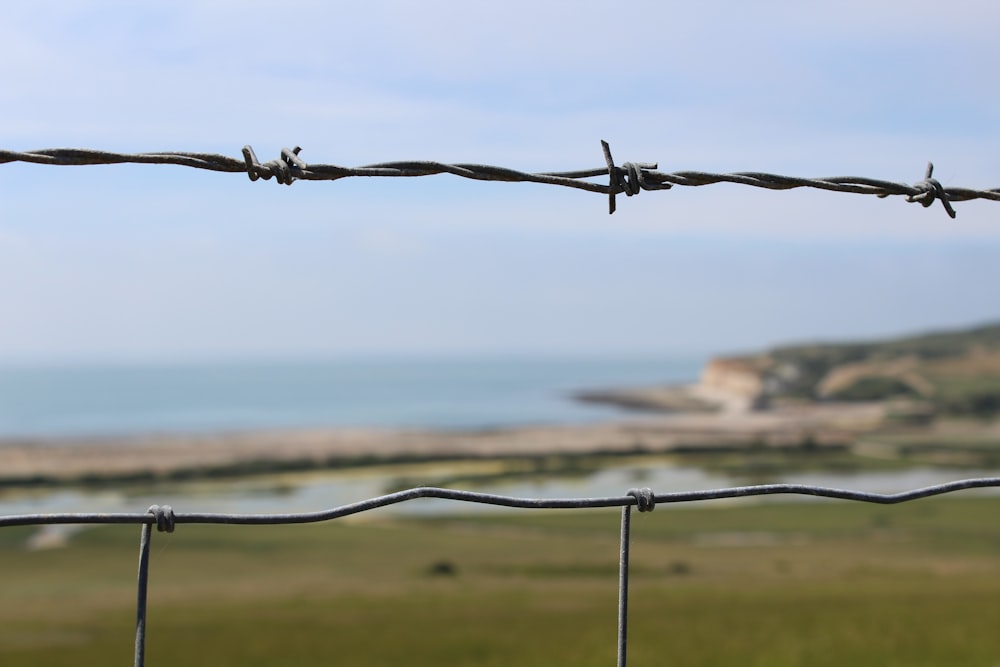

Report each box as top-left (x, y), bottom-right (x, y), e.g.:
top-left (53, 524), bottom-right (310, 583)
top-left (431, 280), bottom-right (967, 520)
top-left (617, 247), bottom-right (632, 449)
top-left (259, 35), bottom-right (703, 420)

top-left (720, 322), bottom-right (1000, 417)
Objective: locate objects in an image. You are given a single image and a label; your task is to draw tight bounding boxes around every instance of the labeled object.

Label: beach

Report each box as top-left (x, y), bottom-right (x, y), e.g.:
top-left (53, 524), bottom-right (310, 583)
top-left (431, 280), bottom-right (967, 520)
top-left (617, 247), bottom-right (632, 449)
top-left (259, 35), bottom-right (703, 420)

top-left (0, 400), bottom-right (887, 485)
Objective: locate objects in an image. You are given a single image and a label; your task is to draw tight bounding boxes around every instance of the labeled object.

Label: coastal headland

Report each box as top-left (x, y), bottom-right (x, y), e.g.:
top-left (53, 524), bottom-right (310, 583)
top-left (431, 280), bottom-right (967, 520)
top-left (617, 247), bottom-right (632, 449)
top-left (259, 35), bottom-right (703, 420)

top-left (3, 321), bottom-right (999, 487)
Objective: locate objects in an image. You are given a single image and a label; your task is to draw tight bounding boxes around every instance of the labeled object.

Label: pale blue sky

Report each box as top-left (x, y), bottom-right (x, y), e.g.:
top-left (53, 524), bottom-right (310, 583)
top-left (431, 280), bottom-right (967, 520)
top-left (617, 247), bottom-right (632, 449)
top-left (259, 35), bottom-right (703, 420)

top-left (2, 1), bottom-right (998, 363)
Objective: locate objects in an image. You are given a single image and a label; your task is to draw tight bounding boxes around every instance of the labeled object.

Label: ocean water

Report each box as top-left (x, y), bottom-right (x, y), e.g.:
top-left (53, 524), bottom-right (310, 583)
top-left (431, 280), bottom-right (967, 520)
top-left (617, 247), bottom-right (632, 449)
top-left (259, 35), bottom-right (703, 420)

top-left (0, 357), bottom-right (703, 439)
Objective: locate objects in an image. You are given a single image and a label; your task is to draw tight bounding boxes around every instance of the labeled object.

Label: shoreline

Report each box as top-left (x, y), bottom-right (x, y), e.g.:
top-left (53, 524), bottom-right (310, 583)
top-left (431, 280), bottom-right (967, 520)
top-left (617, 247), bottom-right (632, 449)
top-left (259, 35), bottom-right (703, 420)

top-left (0, 402), bottom-right (886, 487)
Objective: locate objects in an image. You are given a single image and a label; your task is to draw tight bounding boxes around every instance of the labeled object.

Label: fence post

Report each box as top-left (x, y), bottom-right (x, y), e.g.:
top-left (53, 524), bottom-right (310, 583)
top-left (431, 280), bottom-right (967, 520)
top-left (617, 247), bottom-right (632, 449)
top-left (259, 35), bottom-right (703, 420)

top-left (134, 520), bottom-right (153, 667)
top-left (617, 502), bottom-right (633, 667)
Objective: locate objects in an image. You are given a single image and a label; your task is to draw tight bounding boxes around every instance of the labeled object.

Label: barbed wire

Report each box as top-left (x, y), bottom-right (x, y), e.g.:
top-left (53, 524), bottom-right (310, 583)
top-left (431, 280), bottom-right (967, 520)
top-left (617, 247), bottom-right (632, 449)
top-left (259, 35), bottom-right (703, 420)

top-left (3, 141), bottom-right (998, 216)
top-left (3, 477), bottom-right (1000, 667)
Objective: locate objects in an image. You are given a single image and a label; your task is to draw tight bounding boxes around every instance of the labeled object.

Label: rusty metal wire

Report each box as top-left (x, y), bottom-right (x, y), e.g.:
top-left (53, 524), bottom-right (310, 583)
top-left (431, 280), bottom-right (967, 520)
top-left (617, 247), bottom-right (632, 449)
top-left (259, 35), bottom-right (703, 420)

top-left (2, 141), bottom-right (997, 216)
top-left (3, 477), bottom-right (1000, 667)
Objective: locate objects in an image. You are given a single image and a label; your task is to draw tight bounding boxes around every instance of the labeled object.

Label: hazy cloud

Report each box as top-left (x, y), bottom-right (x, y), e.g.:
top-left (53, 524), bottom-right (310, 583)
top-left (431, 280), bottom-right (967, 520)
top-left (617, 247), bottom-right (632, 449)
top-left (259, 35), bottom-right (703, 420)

top-left (1, 2), bottom-right (997, 361)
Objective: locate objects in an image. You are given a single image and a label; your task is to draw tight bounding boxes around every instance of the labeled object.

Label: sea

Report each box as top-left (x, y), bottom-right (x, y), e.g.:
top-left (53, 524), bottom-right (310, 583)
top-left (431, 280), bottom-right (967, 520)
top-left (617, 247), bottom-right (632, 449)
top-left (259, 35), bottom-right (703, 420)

top-left (0, 356), bottom-right (704, 439)
top-left (3, 356), bottom-right (999, 522)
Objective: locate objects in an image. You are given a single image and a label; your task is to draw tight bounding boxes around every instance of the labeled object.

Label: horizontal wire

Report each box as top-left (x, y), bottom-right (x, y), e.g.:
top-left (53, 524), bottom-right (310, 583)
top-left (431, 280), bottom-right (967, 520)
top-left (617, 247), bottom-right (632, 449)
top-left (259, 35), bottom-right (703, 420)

top-left (2, 142), bottom-right (997, 216)
top-left (10, 477), bottom-right (999, 667)
top-left (3, 477), bottom-right (1000, 530)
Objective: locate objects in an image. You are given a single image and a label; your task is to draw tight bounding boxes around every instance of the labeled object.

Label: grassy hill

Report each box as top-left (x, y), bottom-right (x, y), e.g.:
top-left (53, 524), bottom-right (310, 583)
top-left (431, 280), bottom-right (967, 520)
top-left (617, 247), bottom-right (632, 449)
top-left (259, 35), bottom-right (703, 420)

top-left (5, 498), bottom-right (1000, 666)
top-left (757, 322), bottom-right (1000, 417)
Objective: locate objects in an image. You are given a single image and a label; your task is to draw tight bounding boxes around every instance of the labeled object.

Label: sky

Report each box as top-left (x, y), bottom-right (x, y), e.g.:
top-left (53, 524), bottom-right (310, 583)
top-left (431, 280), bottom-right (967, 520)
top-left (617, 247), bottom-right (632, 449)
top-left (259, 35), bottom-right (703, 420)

top-left (1, 1), bottom-right (998, 364)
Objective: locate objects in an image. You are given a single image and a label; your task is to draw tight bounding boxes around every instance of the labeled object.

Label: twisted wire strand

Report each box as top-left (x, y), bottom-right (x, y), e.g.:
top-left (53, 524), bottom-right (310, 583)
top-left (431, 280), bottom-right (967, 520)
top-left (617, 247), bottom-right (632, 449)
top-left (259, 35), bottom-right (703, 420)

top-left (2, 142), bottom-right (997, 217)
top-left (3, 477), bottom-right (999, 529)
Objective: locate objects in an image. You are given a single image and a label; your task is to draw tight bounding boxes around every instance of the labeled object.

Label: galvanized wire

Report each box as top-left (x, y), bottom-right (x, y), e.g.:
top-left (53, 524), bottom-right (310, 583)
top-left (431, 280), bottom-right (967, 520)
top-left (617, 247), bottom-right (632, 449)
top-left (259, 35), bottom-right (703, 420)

top-left (3, 141), bottom-right (997, 216)
top-left (5, 138), bottom-right (998, 663)
top-left (4, 477), bottom-right (999, 529)
top-left (3, 477), bottom-right (1000, 667)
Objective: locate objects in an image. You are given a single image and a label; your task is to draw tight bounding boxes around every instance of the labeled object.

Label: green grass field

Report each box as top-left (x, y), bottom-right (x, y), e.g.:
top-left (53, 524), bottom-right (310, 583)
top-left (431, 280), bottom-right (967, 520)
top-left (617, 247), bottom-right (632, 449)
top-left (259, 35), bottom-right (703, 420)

top-left (3, 496), bottom-right (1000, 666)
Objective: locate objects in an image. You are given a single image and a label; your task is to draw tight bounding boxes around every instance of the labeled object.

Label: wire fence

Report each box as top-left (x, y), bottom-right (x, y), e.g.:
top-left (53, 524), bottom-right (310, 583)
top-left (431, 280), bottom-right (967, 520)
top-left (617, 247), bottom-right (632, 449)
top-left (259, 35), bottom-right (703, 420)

top-left (4, 139), bottom-right (1000, 663)
top-left (3, 477), bottom-right (1000, 667)
top-left (3, 141), bottom-right (999, 215)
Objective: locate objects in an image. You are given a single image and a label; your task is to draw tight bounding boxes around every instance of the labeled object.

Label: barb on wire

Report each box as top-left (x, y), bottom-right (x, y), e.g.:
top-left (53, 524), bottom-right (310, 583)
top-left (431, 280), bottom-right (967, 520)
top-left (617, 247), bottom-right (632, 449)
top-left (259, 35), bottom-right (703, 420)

top-left (3, 142), bottom-right (997, 217)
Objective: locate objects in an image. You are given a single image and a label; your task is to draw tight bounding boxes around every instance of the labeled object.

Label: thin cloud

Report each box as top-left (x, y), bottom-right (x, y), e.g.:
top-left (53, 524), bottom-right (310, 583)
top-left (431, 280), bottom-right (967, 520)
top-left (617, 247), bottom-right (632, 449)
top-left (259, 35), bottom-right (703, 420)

top-left (1, 2), bottom-right (998, 361)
